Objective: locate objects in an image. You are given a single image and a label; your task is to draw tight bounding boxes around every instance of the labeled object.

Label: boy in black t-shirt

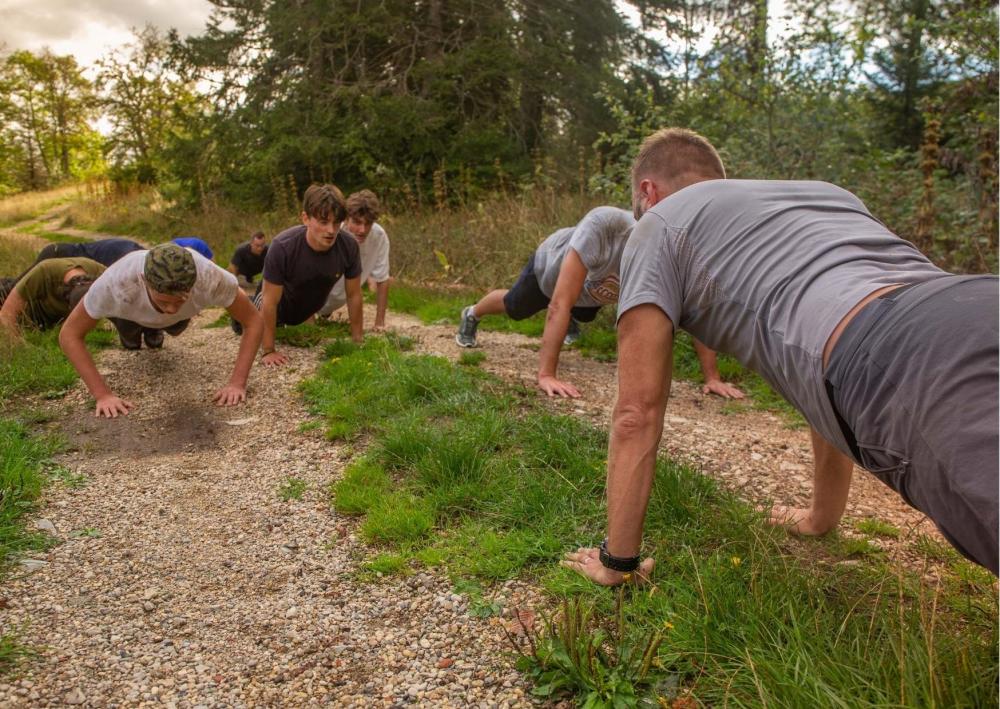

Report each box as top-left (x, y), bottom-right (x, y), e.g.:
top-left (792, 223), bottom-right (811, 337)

top-left (228, 231), bottom-right (269, 290)
top-left (240, 184), bottom-right (363, 366)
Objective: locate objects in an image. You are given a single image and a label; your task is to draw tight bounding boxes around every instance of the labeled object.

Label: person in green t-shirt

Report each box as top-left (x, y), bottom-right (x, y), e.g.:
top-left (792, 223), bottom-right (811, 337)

top-left (0, 258), bottom-right (106, 339)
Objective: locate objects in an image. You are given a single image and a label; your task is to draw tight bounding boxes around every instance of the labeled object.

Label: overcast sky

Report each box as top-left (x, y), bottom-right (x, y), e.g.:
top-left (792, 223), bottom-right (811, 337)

top-left (1, 0), bottom-right (795, 73)
top-left (0, 0), bottom-right (215, 68)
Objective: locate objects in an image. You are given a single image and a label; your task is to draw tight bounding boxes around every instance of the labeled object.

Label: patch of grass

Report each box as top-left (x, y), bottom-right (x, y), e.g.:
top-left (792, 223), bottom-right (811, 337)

top-left (836, 535), bottom-right (884, 558)
top-left (854, 518), bottom-right (901, 538)
top-left (0, 184), bottom-right (80, 227)
top-left (365, 552), bottom-right (409, 576)
top-left (274, 320), bottom-right (349, 348)
top-left (0, 628), bottom-right (36, 677)
top-left (0, 419), bottom-right (61, 573)
top-left (277, 477), bottom-right (307, 501)
top-left (70, 527), bottom-right (102, 539)
top-left (46, 463), bottom-right (87, 488)
top-left (204, 311), bottom-right (232, 329)
top-left (0, 327), bottom-right (117, 408)
top-left (458, 350), bottom-right (487, 367)
top-left (307, 337), bottom-right (998, 707)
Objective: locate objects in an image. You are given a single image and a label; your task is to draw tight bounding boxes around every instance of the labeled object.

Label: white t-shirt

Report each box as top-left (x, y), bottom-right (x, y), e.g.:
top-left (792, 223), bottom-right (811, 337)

top-left (322, 223), bottom-right (390, 312)
top-left (83, 249), bottom-right (240, 327)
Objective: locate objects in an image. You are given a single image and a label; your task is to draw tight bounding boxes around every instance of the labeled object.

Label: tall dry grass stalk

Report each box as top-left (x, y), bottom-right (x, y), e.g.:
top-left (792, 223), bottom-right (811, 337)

top-left (386, 189), bottom-right (613, 288)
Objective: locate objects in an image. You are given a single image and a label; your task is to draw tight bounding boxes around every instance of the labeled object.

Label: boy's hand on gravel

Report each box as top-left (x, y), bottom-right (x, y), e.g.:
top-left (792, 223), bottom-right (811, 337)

top-left (767, 505), bottom-right (829, 536)
top-left (95, 394), bottom-right (134, 418)
top-left (213, 385), bottom-right (246, 406)
top-left (538, 374), bottom-right (581, 398)
top-left (261, 351), bottom-right (289, 366)
top-left (702, 378), bottom-right (745, 399)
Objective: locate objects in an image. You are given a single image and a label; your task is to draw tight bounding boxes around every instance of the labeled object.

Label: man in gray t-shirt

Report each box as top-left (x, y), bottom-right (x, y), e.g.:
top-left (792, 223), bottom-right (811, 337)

top-left (563, 128), bottom-right (998, 585)
top-left (455, 206), bottom-right (744, 399)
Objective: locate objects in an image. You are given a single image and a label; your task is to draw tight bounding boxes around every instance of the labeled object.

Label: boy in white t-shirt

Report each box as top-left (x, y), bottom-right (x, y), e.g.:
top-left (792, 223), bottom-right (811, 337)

top-left (317, 190), bottom-right (392, 331)
top-left (59, 243), bottom-right (264, 418)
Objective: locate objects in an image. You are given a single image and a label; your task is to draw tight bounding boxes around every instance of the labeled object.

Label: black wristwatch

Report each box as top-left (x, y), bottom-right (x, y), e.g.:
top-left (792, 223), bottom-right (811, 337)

top-left (599, 538), bottom-right (640, 573)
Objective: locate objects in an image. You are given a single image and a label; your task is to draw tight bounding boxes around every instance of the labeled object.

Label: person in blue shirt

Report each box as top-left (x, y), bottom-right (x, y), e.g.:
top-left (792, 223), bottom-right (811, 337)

top-left (172, 237), bottom-right (214, 260)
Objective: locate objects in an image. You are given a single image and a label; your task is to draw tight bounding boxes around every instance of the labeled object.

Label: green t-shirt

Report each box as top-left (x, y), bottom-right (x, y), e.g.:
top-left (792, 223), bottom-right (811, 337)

top-left (14, 257), bottom-right (106, 328)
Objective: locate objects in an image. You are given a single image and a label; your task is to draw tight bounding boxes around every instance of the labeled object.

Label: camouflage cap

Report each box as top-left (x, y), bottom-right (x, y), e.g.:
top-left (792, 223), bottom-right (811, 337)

top-left (144, 244), bottom-right (197, 294)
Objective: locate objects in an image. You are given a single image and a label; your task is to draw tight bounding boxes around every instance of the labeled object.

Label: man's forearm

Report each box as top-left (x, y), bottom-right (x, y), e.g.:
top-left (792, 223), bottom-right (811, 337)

top-left (538, 301), bottom-right (571, 378)
top-left (59, 331), bottom-right (112, 400)
top-left (375, 282), bottom-right (389, 326)
top-left (228, 317), bottom-right (263, 387)
top-left (261, 303), bottom-right (278, 351)
top-left (606, 404), bottom-right (666, 557)
top-left (692, 337), bottom-right (722, 381)
top-left (347, 293), bottom-right (364, 341)
top-left (807, 428), bottom-right (855, 532)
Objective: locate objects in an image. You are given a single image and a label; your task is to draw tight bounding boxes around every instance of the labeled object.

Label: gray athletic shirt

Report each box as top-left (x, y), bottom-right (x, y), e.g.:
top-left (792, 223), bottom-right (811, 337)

top-left (533, 206), bottom-right (635, 307)
top-left (618, 179), bottom-right (947, 453)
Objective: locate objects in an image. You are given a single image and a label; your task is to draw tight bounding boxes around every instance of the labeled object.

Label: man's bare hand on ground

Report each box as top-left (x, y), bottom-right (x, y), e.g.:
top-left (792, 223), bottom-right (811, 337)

top-left (538, 374), bottom-right (581, 398)
top-left (213, 384), bottom-right (246, 407)
top-left (561, 547), bottom-right (656, 586)
top-left (767, 505), bottom-right (831, 536)
top-left (95, 394), bottom-right (134, 418)
top-left (261, 351), bottom-right (289, 367)
top-left (702, 379), bottom-right (745, 399)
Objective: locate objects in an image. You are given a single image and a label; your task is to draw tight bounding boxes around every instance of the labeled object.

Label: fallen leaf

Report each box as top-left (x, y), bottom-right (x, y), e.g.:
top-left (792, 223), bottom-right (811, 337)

top-left (224, 417), bottom-right (257, 426)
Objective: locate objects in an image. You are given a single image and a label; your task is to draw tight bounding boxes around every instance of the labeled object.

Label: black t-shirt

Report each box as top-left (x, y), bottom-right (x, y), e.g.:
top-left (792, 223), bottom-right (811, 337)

top-left (263, 225), bottom-right (361, 325)
top-left (230, 242), bottom-right (268, 280)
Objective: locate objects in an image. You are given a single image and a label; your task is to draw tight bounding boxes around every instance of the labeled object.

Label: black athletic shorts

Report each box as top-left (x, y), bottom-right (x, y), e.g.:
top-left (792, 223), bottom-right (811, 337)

top-left (825, 275), bottom-right (999, 573)
top-left (502, 256), bottom-right (601, 323)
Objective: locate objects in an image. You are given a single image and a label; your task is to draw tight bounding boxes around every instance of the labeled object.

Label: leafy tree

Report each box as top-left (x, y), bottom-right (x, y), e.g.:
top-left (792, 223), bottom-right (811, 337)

top-left (96, 26), bottom-right (200, 184)
top-left (0, 50), bottom-right (101, 189)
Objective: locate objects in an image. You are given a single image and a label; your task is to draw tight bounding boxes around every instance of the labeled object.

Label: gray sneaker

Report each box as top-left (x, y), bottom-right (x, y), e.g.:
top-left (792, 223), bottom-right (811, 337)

top-left (456, 306), bottom-right (480, 347)
top-left (564, 318), bottom-right (581, 346)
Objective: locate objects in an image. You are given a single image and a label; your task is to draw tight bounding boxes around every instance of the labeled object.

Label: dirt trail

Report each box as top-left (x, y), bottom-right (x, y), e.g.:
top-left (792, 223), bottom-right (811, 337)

top-left (0, 254), bottom-right (942, 706)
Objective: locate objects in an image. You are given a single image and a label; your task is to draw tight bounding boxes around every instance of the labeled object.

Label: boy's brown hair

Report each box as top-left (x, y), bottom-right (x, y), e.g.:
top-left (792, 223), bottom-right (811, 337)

top-left (346, 190), bottom-right (381, 223)
top-left (302, 183), bottom-right (347, 222)
top-left (631, 128), bottom-right (726, 190)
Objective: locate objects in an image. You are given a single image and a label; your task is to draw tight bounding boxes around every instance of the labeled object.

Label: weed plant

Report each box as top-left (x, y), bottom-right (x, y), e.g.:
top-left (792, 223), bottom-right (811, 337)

top-left (305, 336), bottom-right (998, 706)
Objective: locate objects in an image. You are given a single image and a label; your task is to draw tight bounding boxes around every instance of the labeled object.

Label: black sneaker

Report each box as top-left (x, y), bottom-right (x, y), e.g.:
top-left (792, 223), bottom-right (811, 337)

top-left (143, 329), bottom-right (164, 349)
top-left (455, 306), bottom-right (479, 347)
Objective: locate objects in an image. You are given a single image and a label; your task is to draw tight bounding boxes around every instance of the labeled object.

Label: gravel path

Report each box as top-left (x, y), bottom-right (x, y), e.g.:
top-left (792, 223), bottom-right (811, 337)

top-left (1, 289), bottom-right (945, 706)
top-left (1, 308), bottom-right (538, 707)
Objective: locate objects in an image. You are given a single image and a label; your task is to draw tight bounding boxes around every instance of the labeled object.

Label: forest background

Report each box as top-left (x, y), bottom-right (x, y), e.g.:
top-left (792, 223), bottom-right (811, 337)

top-left (0, 0), bottom-right (996, 279)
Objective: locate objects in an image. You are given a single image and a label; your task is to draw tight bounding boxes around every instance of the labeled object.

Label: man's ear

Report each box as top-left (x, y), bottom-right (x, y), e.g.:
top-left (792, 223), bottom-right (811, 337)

top-left (300, 211), bottom-right (309, 225)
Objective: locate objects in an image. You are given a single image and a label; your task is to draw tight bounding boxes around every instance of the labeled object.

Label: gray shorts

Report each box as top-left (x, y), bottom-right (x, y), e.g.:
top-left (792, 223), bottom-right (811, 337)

top-left (825, 275), bottom-right (999, 573)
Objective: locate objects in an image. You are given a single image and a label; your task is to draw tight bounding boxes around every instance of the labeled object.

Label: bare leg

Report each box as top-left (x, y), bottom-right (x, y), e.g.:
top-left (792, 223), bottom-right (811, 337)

top-left (472, 289), bottom-right (509, 319)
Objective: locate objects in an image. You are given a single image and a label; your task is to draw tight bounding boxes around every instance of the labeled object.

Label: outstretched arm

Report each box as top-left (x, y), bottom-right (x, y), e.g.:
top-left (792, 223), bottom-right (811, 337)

top-left (345, 277), bottom-right (364, 343)
top-left (373, 279), bottom-right (390, 331)
top-left (692, 337), bottom-right (744, 399)
top-left (537, 249), bottom-right (587, 398)
top-left (259, 279), bottom-right (288, 366)
top-left (562, 304), bottom-right (672, 585)
top-left (59, 303), bottom-right (133, 418)
top-left (769, 427), bottom-right (854, 535)
top-left (214, 290), bottom-right (264, 406)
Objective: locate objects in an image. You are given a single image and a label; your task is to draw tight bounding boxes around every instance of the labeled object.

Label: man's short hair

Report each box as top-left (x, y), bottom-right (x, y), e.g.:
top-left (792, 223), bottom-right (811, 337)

top-left (631, 128), bottom-right (726, 189)
top-left (346, 190), bottom-right (381, 223)
top-left (302, 184), bottom-right (347, 222)
top-left (250, 231), bottom-right (265, 241)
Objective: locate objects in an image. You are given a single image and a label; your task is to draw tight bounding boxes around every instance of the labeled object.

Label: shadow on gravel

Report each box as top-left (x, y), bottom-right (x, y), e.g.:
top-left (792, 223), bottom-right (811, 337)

top-left (65, 404), bottom-right (220, 458)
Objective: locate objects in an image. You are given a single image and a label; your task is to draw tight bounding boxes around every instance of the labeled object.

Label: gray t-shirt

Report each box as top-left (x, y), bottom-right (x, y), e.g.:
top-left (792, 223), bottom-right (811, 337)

top-left (618, 179), bottom-right (947, 453)
top-left (533, 206), bottom-right (635, 307)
